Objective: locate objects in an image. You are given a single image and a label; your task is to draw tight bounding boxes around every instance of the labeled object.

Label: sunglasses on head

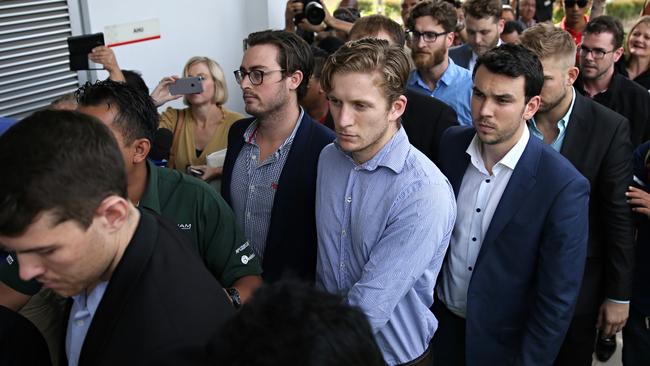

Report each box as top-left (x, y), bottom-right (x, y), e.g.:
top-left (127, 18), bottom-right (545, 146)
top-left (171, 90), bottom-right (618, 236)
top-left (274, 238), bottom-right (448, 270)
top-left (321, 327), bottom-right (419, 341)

top-left (564, 0), bottom-right (588, 7)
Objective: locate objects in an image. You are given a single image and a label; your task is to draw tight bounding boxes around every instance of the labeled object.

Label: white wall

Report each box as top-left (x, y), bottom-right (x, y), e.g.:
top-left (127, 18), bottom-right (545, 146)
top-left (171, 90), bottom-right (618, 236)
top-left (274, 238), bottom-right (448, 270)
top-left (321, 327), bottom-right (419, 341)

top-left (83, 0), bottom-right (289, 114)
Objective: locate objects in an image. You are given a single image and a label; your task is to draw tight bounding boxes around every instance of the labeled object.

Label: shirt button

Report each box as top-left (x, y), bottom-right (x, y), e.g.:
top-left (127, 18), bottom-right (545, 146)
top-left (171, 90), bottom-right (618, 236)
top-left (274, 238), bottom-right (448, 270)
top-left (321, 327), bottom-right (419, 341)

top-left (468, 266), bottom-right (473, 271)
top-left (250, 185), bottom-right (255, 192)
top-left (486, 179), bottom-right (491, 183)
top-left (251, 155), bottom-right (256, 160)
top-left (345, 196), bottom-right (352, 203)
top-left (340, 263), bottom-right (345, 269)
top-left (246, 212), bottom-right (251, 218)
top-left (476, 208), bottom-right (481, 213)
top-left (471, 237), bottom-right (477, 242)
top-left (342, 229), bottom-right (346, 236)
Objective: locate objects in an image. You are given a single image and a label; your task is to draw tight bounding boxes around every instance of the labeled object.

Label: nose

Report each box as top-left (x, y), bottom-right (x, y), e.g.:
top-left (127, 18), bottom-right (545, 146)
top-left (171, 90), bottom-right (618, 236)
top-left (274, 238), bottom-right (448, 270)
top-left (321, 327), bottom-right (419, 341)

top-left (415, 35), bottom-right (428, 48)
top-left (334, 104), bottom-right (354, 129)
top-left (17, 253), bottom-right (45, 282)
top-left (474, 98), bottom-right (494, 120)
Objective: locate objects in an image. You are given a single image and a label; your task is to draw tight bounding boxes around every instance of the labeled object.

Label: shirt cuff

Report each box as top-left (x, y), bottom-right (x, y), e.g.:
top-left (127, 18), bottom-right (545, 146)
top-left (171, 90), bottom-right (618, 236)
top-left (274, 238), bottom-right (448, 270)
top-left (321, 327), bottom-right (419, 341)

top-left (607, 298), bottom-right (630, 304)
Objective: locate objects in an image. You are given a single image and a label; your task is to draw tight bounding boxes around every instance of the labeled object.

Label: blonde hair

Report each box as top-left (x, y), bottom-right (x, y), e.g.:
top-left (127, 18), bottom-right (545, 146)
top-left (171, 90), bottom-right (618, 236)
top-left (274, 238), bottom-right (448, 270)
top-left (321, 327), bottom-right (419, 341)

top-left (626, 16), bottom-right (650, 56)
top-left (320, 38), bottom-right (410, 106)
top-left (182, 56), bottom-right (228, 106)
top-left (520, 22), bottom-right (576, 68)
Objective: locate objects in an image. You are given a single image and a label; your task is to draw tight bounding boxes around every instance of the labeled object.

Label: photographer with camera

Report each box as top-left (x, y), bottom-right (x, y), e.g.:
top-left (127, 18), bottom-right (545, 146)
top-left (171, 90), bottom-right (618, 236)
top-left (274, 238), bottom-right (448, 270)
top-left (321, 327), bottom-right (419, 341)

top-left (284, 0), bottom-right (354, 41)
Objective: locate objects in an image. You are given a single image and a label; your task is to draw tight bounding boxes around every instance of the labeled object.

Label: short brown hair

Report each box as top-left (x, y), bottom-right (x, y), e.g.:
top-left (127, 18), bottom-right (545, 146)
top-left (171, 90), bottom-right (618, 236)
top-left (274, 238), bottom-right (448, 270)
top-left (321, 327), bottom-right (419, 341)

top-left (349, 15), bottom-right (406, 48)
top-left (407, 0), bottom-right (458, 34)
top-left (520, 23), bottom-right (576, 67)
top-left (320, 38), bottom-right (410, 105)
top-left (463, 0), bottom-right (502, 22)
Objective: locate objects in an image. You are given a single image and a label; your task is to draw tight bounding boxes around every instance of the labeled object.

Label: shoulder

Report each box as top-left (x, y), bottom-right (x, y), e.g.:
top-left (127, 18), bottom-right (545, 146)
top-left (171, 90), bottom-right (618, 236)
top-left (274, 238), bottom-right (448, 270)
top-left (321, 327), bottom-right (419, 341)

top-left (156, 165), bottom-right (222, 204)
top-left (575, 93), bottom-right (628, 128)
top-left (298, 113), bottom-right (336, 145)
top-left (449, 44), bottom-right (470, 56)
top-left (531, 139), bottom-right (588, 187)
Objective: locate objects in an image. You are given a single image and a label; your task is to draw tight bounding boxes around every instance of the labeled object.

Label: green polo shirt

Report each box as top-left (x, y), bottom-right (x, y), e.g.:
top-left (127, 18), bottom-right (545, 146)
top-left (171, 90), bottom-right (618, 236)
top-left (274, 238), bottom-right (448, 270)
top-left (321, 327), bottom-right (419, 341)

top-left (0, 161), bottom-right (261, 294)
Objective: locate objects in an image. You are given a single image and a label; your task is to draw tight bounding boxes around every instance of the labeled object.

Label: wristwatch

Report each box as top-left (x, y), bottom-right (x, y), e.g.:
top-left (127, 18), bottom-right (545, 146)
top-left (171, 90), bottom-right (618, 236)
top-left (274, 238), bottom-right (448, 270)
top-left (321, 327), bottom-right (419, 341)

top-left (226, 287), bottom-right (242, 309)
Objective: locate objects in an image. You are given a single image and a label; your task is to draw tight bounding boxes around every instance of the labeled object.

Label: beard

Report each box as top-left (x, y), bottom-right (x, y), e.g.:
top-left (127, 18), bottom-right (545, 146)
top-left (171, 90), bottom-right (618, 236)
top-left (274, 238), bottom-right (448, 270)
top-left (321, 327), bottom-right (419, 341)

top-left (412, 46), bottom-right (446, 70)
top-left (538, 88), bottom-right (567, 113)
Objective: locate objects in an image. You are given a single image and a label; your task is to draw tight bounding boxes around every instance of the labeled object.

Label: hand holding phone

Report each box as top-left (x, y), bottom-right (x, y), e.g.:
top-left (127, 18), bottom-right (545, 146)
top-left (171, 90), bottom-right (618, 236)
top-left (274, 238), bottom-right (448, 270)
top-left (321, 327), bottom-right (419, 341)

top-left (169, 77), bottom-right (203, 95)
top-left (187, 167), bottom-right (204, 177)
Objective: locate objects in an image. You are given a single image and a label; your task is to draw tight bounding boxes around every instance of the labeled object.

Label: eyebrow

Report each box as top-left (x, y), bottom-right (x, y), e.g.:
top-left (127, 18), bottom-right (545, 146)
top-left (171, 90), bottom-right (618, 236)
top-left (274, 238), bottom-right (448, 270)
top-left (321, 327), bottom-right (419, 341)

top-left (14, 244), bottom-right (57, 255)
top-left (240, 65), bottom-right (271, 71)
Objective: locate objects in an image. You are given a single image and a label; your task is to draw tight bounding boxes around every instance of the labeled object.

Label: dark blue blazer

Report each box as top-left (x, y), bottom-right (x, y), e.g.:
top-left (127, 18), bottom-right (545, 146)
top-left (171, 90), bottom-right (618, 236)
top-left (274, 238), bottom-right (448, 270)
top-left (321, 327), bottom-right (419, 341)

top-left (438, 126), bottom-right (590, 365)
top-left (221, 113), bottom-right (335, 283)
top-left (448, 43), bottom-right (473, 70)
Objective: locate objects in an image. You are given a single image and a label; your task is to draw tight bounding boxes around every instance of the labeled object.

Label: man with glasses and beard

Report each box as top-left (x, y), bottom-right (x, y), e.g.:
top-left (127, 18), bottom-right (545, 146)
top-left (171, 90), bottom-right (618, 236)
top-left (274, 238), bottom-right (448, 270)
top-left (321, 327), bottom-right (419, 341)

top-left (406, 0), bottom-right (473, 126)
top-left (222, 30), bottom-right (334, 284)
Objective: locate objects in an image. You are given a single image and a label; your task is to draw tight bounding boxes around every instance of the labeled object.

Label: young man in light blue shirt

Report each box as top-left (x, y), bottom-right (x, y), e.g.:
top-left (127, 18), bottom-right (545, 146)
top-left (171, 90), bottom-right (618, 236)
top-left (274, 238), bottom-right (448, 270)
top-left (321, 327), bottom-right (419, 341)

top-left (316, 38), bottom-right (456, 365)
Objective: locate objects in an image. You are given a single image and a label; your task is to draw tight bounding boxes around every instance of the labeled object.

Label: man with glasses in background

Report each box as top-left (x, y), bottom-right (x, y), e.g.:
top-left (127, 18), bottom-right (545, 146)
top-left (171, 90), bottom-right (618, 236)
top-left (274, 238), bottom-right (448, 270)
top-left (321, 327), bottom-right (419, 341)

top-left (406, 0), bottom-right (473, 126)
top-left (576, 16), bottom-right (650, 147)
top-left (221, 30), bottom-right (334, 284)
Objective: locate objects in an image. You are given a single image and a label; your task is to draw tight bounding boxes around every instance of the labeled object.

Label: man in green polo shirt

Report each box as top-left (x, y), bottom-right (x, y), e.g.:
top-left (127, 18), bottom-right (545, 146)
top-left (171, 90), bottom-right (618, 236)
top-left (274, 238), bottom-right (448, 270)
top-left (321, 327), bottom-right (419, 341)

top-left (0, 81), bottom-right (262, 360)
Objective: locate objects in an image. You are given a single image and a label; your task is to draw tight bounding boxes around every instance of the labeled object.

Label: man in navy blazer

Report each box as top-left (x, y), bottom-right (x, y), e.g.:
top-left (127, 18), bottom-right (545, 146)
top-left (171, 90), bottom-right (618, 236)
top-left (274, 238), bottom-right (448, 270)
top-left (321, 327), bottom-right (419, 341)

top-left (222, 30), bottom-right (334, 284)
top-left (431, 44), bottom-right (590, 365)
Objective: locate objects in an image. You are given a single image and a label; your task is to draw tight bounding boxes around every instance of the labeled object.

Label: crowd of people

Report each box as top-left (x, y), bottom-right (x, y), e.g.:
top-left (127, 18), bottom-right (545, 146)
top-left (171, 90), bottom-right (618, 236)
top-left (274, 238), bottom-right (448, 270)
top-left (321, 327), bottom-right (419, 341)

top-left (1, 0), bottom-right (650, 365)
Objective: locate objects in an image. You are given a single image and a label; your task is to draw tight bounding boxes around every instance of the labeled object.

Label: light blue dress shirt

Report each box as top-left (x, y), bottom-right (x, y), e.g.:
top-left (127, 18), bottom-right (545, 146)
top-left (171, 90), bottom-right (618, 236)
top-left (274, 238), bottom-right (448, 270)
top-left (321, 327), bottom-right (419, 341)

top-left (230, 109), bottom-right (303, 259)
top-left (316, 127), bottom-right (457, 365)
top-left (528, 87), bottom-right (576, 152)
top-left (406, 58), bottom-right (474, 126)
top-left (65, 281), bottom-right (108, 366)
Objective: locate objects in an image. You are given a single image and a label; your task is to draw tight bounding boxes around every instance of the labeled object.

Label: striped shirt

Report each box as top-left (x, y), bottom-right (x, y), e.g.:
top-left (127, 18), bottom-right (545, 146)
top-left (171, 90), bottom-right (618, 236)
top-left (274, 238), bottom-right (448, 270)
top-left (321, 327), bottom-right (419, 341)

top-left (230, 109), bottom-right (303, 259)
top-left (316, 127), bottom-right (457, 365)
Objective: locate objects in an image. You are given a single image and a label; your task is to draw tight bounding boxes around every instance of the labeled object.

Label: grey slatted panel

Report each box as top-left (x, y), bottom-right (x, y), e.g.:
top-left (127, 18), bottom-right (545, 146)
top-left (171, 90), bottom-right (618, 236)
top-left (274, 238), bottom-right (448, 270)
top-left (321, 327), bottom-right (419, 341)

top-left (0, 0), bottom-right (79, 119)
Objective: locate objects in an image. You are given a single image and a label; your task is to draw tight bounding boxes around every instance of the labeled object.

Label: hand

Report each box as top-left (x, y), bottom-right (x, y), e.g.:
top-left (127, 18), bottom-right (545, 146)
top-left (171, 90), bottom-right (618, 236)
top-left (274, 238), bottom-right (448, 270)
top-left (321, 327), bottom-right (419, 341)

top-left (285, 0), bottom-right (304, 31)
top-left (297, 18), bottom-right (327, 33)
top-left (89, 46), bottom-right (125, 82)
top-left (626, 186), bottom-right (650, 218)
top-left (189, 164), bottom-right (222, 182)
top-left (597, 300), bottom-right (629, 337)
top-left (150, 76), bottom-right (182, 107)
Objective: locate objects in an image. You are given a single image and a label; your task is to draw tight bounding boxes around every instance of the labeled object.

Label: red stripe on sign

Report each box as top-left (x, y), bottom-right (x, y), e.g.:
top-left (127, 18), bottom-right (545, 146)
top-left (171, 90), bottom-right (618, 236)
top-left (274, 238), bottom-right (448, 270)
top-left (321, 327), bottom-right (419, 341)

top-left (107, 35), bottom-right (161, 47)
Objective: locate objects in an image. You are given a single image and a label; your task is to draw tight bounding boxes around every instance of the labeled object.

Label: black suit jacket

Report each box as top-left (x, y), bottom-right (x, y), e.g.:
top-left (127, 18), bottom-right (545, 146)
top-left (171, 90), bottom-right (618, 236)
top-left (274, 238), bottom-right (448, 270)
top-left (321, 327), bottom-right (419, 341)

top-left (63, 210), bottom-right (234, 366)
top-left (557, 92), bottom-right (635, 310)
top-left (221, 113), bottom-right (335, 283)
top-left (401, 90), bottom-right (458, 165)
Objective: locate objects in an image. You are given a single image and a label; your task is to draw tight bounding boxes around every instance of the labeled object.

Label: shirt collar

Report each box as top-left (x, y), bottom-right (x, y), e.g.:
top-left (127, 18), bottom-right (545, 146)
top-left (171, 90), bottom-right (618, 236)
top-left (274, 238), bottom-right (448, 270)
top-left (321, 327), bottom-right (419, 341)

top-left (71, 281), bottom-right (109, 318)
top-left (139, 160), bottom-right (161, 213)
top-left (528, 87), bottom-right (576, 134)
top-left (336, 126), bottom-right (410, 174)
top-left (243, 108), bottom-right (304, 151)
top-left (466, 125), bottom-right (530, 175)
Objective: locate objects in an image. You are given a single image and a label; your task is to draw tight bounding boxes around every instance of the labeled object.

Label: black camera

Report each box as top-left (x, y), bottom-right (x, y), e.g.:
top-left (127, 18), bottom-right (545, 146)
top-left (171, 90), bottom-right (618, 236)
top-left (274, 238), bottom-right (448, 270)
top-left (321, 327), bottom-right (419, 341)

top-left (293, 0), bottom-right (325, 25)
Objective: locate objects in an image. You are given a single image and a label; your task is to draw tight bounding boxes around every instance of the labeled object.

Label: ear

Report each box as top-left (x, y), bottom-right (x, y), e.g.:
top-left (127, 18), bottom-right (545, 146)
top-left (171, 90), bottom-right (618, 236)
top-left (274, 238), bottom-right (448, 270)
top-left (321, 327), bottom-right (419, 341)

top-left (523, 95), bottom-right (541, 120)
top-left (132, 138), bottom-right (151, 164)
top-left (613, 46), bottom-right (624, 62)
top-left (497, 18), bottom-right (505, 34)
top-left (446, 31), bottom-right (455, 48)
top-left (389, 94), bottom-right (408, 123)
top-left (567, 65), bottom-right (580, 86)
top-left (95, 196), bottom-right (130, 233)
top-left (287, 70), bottom-right (304, 92)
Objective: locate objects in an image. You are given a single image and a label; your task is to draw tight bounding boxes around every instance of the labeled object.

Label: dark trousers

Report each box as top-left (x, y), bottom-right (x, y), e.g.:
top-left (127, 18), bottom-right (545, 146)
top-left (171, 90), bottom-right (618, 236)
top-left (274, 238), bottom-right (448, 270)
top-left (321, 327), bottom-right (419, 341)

top-left (623, 306), bottom-right (650, 366)
top-left (553, 312), bottom-right (599, 366)
top-left (430, 300), bottom-right (466, 366)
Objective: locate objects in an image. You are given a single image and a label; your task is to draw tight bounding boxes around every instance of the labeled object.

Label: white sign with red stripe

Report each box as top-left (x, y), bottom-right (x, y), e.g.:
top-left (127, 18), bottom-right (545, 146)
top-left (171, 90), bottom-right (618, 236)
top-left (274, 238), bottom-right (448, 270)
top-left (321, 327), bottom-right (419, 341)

top-left (104, 18), bottom-right (161, 47)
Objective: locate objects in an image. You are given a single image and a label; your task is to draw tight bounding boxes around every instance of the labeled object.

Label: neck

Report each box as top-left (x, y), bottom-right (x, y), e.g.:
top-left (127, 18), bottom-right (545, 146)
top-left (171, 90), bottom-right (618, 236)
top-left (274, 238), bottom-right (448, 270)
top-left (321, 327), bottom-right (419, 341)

top-left (582, 67), bottom-right (614, 97)
top-left (480, 125), bottom-right (524, 174)
top-left (627, 55), bottom-right (650, 78)
top-left (352, 124), bottom-right (399, 164)
top-left (257, 102), bottom-right (301, 144)
top-left (419, 56), bottom-right (449, 91)
top-left (98, 204), bottom-right (140, 284)
top-left (127, 163), bottom-right (148, 206)
top-left (191, 103), bottom-right (222, 125)
top-left (535, 88), bottom-right (573, 128)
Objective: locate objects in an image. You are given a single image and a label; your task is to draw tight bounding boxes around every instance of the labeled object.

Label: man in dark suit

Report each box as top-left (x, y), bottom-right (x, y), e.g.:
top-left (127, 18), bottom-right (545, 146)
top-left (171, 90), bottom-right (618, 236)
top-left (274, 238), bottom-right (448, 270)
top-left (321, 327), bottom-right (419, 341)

top-left (222, 30), bottom-right (335, 283)
top-left (449, 0), bottom-right (504, 72)
top-left (0, 110), bottom-right (234, 366)
top-left (348, 14), bottom-right (459, 164)
top-left (521, 24), bottom-right (635, 366)
top-left (431, 44), bottom-right (590, 365)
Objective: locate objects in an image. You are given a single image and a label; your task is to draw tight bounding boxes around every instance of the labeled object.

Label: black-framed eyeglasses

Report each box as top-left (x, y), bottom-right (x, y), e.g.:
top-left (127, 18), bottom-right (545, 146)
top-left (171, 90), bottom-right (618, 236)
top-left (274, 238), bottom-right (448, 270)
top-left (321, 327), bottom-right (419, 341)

top-left (564, 0), bottom-right (588, 8)
top-left (406, 29), bottom-right (449, 43)
top-left (578, 45), bottom-right (615, 60)
top-left (233, 69), bottom-right (285, 86)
